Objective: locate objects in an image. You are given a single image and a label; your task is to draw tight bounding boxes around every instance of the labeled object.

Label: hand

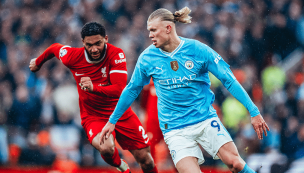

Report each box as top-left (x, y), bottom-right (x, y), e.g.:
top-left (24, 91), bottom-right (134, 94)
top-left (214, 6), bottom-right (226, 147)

top-left (80, 77), bottom-right (93, 92)
top-left (29, 58), bottom-right (40, 72)
top-left (99, 121), bottom-right (115, 145)
top-left (251, 114), bottom-right (270, 140)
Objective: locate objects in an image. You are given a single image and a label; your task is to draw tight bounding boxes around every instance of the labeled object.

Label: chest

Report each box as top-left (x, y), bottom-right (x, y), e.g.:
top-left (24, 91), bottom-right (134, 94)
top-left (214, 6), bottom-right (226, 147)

top-left (70, 58), bottom-right (110, 83)
top-left (149, 54), bottom-right (202, 83)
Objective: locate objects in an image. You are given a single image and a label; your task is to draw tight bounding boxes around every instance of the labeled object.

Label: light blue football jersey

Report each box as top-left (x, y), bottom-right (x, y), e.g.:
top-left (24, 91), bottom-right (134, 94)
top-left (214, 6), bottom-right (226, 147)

top-left (109, 37), bottom-right (260, 134)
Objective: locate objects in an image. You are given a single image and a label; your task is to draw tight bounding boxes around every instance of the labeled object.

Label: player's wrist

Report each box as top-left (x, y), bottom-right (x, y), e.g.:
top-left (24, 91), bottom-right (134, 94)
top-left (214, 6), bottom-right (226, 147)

top-left (92, 83), bottom-right (98, 93)
top-left (109, 117), bottom-right (117, 125)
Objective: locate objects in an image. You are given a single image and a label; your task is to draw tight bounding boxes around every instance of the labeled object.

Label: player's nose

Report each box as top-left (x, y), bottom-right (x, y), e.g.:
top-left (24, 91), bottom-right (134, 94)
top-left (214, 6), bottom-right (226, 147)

top-left (91, 46), bottom-right (98, 52)
top-left (149, 32), bottom-right (154, 38)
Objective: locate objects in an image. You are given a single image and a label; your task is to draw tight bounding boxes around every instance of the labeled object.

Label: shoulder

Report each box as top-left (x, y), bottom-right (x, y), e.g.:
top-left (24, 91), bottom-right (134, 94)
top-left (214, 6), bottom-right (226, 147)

top-left (106, 43), bottom-right (125, 60)
top-left (106, 43), bottom-right (124, 54)
top-left (139, 45), bottom-right (158, 61)
top-left (56, 44), bottom-right (82, 58)
top-left (57, 44), bottom-right (82, 53)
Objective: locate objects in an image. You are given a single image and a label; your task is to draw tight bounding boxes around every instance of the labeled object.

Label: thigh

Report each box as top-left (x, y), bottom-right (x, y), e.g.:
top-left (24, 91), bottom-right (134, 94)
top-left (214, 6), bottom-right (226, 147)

top-left (197, 117), bottom-right (233, 160)
top-left (82, 119), bottom-right (116, 144)
top-left (91, 133), bottom-right (115, 153)
top-left (115, 114), bottom-right (150, 150)
top-left (83, 119), bottom-right (117, 152)
top-left (164, 129), bottom-right (204, 166)
top-left (176, 156), bottom-right (200, 173)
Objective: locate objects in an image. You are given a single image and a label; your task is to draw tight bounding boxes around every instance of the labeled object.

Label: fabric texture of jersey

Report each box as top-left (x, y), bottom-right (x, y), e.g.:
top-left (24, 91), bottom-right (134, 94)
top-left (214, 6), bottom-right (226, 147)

top-left (36, 43), bottom-right (133, 126)
top-left (109, 37), bottom-right (260, 134)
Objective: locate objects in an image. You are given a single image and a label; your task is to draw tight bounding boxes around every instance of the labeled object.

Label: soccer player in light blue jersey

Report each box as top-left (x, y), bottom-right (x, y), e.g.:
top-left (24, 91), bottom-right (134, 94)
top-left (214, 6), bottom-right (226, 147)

top-left (100, 7), bottom-right (270, 173)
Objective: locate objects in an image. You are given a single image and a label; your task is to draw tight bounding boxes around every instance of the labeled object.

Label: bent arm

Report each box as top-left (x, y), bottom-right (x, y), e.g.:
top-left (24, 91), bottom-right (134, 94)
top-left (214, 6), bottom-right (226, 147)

top-left (35, 43), bottom-right (63, 67)
top-left (92, 73), bottom-right (127, 98)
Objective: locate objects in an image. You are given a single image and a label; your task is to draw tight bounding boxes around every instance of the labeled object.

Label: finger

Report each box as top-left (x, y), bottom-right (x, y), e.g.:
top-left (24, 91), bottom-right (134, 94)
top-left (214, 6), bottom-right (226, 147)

top-left (255, 127), bottom-right (261, 140)
top-left (259, 126), bottom-right (263, 139)
top-left (106, 131), bottom-right (110, 139)
top-left (262, 124), bottom-right (267, 137)
top-left (265, 123), bottom-right (270, 131)
top-left (101, 135), bottom-right (104, 145)
top-left (99, 131), bottom-right (105, 145)
top-left (103, 135), bottom-right (106, 144)
top-left (105, 131), bottom-right (108, 139)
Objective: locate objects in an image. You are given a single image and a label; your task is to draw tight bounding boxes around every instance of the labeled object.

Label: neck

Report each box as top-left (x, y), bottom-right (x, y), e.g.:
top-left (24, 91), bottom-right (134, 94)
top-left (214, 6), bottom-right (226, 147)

top-left (161, 33), bottom-right (181, 53)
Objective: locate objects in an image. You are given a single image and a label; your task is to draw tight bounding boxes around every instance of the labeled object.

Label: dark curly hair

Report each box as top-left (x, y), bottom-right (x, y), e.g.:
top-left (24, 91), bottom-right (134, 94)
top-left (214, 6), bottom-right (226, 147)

top-left (81, 22), bottom-right (106, 39)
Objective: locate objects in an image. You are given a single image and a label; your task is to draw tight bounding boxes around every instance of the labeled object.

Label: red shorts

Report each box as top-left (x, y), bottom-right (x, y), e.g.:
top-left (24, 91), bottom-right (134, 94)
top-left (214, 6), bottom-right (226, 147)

top-left (82, 114), bottom-right (150, 150)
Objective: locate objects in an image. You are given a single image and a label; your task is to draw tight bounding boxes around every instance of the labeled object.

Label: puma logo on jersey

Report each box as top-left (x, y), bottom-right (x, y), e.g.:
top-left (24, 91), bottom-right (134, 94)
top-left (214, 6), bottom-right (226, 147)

top-left (75, 72), bottom-right (84, 76)
top-left (155, 65), bottom-right (163, 72)
top-left (101, 67), bottom-right (107, 77)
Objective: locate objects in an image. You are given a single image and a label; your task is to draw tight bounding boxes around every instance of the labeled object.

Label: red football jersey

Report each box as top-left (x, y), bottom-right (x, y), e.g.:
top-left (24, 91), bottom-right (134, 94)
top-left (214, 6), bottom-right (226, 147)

top-left (36, 43), bottom-right (133, 125)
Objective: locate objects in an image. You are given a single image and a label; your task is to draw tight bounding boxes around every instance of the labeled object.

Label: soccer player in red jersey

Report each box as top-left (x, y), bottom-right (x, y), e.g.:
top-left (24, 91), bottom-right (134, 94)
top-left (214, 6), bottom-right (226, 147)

top-left (141, 80), bottom-right (164, 163)
top-left (29, 22), bottom-right (158, 173)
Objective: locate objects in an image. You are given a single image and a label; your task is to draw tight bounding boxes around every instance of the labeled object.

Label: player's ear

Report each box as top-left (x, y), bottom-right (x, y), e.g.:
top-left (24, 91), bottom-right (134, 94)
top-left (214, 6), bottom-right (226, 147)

top-left (82, 38), bottom-right (85, 47)
top-left (104, 35), bottom-right (108, 43)
top-left (166, 25), bottom-right (172, 34)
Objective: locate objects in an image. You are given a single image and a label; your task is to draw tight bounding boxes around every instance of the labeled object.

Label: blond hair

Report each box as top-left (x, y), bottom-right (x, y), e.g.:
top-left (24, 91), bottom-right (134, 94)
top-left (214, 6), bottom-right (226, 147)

top-left (148, 7), bottom-right (192, 24)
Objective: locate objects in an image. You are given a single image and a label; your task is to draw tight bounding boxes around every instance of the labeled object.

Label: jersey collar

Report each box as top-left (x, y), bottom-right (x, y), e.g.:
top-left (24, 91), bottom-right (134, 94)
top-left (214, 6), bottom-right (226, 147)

top-left (159, 39), bottom-right (184, 58)
top-left (84, 44), bottom-right (107, 64)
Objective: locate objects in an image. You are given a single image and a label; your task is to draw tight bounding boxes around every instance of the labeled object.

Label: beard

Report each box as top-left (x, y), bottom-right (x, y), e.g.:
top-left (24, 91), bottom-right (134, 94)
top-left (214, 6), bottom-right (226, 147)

top-left (84, 44), bottom-right (106, 61)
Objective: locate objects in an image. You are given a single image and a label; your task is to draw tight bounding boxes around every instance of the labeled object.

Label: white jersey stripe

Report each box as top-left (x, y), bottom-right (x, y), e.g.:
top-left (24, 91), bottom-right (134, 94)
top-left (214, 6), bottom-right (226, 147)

top-left (110, 70), bottom-right (127, 74)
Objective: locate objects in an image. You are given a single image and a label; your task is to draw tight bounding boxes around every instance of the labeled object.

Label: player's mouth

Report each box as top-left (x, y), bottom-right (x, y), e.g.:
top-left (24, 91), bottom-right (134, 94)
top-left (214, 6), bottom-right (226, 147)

top-left (91, 53), bottom-right (100, 59)
top-left (152, 40), bottom-right (157, 45)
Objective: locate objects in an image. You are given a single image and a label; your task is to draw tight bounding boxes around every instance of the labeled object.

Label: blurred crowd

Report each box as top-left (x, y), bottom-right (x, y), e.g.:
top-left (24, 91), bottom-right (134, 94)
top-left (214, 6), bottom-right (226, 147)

top-left (1, 0), bottom-right (304, 172)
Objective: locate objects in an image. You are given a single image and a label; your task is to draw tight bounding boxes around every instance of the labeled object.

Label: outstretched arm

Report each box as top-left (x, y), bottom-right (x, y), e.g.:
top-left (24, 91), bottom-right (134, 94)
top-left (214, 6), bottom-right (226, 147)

top-left (99, 83), bottom-right (144, 144)
top-left (202, 43), bottom-right (270, 140)
top-left (225, 79), bottom-right (270, 140)
top-left (29, 43), bottom-right (70, 72)
top-left (99, 56), bottom-right (151, 144)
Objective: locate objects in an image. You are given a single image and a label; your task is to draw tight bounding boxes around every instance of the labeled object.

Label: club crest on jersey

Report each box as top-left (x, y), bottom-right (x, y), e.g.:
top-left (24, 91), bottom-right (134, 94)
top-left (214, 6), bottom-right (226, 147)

top-left (185, 60), bottom-right (194, 69)
top-left (101, 67), bottom-right (107, 77)
top-left (170, 61), bottom-right (179, 71)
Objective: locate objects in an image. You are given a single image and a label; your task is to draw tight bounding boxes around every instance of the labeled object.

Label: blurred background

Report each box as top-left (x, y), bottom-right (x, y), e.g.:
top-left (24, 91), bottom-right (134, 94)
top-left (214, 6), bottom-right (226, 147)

top-left (0, 0), bottom-right (304, 172)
